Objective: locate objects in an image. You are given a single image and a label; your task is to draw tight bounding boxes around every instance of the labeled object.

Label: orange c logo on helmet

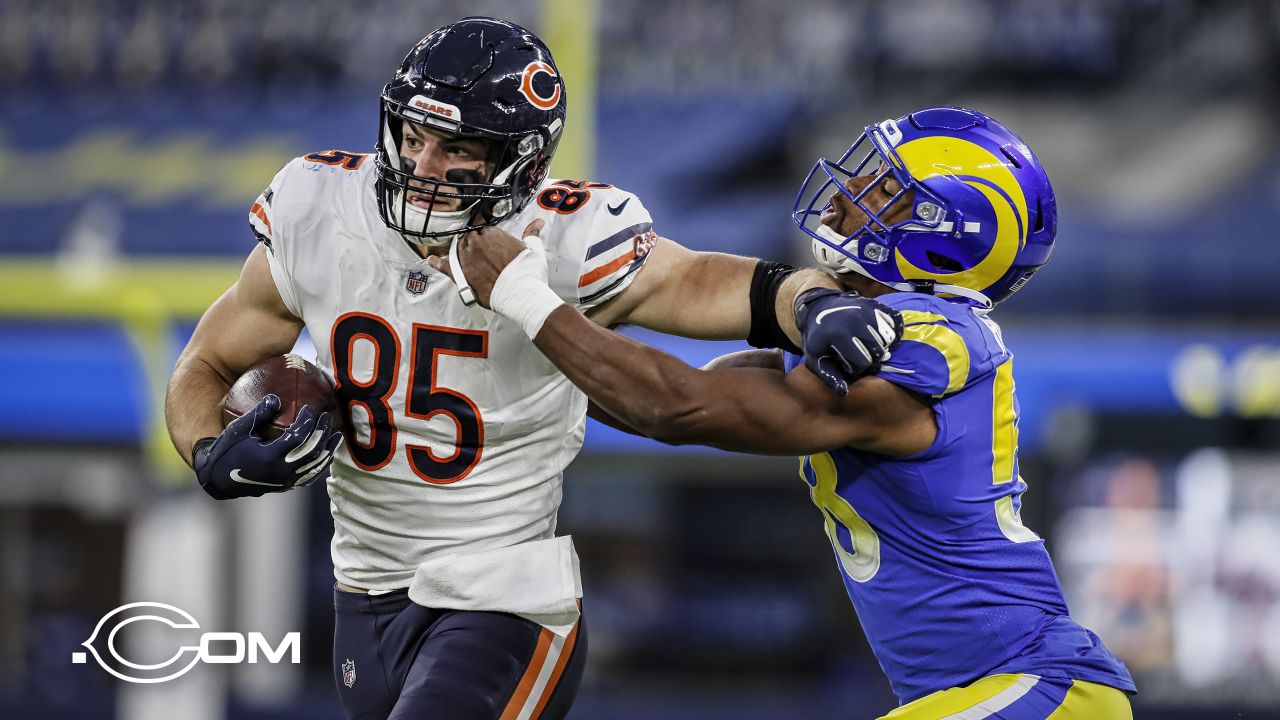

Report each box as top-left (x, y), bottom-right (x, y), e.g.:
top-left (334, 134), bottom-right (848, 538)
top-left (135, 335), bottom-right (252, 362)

top-left (519, 61), bottom-right (561, 111)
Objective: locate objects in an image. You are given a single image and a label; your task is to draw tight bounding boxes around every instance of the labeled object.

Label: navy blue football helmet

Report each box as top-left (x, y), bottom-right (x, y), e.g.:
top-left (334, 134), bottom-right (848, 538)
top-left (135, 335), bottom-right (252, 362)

top-left (375, 17), bottom-right (567, 244)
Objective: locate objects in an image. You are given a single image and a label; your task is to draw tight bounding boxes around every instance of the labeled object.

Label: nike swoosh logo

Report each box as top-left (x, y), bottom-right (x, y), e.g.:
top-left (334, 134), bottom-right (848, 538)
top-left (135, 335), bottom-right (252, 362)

top-left (879, 365), bottom-right (915, 374)
top-left (230, 469), bottom-right (280, 486)
top-left (607, 198), bottom-right (630, 216)
top-left (814, 306), bottom-right (866, 325)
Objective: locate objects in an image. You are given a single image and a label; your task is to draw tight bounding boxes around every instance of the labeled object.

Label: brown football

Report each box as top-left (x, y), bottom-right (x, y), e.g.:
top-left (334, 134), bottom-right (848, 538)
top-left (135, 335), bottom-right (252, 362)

top-left (221, 354), bottom-right (342, 441)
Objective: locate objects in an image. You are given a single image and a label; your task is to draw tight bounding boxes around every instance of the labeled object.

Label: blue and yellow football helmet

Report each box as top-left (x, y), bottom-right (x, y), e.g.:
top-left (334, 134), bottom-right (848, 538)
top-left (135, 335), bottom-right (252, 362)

top-left (793, 107), bottom-right (1057, 307)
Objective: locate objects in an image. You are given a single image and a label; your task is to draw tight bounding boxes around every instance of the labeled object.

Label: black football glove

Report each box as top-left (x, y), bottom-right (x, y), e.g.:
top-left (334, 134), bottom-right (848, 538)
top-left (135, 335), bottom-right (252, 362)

top-left (193, 395), bottom-right (343, 500)
top-left (794, 288), bottom-right (905, 397)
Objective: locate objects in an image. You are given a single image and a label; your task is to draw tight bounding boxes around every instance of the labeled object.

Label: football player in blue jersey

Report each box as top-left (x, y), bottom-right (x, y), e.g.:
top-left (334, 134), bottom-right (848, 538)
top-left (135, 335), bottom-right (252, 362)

top-left (437, 106), bottom-right (1137, 719)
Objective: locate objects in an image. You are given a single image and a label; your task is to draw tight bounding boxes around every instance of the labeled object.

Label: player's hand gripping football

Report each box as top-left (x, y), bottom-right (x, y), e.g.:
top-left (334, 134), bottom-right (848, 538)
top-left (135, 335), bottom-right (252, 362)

top-left (193, 395), bottom-right (343, 500)
top-left (794, 288), bottom-right (904, 397)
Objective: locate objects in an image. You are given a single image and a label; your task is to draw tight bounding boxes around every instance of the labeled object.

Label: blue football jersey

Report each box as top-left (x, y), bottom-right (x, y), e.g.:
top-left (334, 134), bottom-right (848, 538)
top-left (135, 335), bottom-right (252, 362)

top-left (787, 292), bottom-right (1135, 704)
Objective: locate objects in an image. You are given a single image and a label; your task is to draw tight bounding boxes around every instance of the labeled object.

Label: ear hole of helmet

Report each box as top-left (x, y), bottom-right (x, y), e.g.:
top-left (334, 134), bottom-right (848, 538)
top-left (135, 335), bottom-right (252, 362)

top-left (1000, 144), bottom-right (1025, 169)
top-left (926, 250), bottom-right (964, 272)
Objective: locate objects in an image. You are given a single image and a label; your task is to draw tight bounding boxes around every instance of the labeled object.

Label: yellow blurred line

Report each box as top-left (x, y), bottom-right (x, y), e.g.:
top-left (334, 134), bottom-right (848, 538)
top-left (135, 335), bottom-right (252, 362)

top-left (0, 258), bottom-right (240, 479)
top-left (0, 132), bottom-right (298, 208)
top-left (542, 0), bottom-right (597, 181)
top-left (0, 258), bottom-right (240, 320)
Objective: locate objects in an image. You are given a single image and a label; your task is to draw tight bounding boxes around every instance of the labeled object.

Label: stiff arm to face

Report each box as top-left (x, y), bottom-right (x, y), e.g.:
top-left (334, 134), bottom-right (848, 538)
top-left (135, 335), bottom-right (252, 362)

top-left (436, 225), bottom-right (935, 458)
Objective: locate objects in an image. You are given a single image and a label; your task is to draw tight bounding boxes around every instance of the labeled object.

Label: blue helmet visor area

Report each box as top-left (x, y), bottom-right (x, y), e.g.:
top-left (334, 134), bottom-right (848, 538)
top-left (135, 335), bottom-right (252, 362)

top-left (792, 123), bottom-right (950, 267)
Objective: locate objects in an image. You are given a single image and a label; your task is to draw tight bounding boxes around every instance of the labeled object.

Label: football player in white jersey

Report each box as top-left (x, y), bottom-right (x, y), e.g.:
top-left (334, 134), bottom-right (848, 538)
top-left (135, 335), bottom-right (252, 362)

top-left (164, 16), bottom-right (890, 720)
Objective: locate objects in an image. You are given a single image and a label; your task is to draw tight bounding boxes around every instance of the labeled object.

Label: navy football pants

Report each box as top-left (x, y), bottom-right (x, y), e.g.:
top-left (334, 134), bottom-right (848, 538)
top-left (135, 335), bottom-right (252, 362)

top-left (333, 587), bottom-right (586, 720)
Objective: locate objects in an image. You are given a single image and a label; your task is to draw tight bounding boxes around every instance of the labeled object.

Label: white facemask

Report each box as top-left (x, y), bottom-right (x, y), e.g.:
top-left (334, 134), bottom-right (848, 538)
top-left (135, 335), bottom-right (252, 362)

top-left (381, 117), bottom-right (475, 247)
top-left (387, 192), bottom-right (472, 247)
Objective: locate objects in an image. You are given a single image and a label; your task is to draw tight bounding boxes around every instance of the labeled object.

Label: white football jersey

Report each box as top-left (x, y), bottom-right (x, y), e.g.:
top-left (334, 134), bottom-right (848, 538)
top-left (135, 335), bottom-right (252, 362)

top-left (248, 150), bottom-right (656, 599)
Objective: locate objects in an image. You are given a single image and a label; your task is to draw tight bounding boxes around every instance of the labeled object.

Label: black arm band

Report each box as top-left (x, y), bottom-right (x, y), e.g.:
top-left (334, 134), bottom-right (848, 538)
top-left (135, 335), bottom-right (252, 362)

top-left (747, 260), bottom-right (802, 355)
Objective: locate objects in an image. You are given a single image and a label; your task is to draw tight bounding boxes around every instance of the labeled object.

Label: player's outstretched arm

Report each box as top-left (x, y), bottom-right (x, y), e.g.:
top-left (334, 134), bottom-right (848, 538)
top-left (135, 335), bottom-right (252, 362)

top-left (435, 223), bottom-right (925, 453)
top-left (584, 236), bottom-right (836, 348)
top-left (165, 244), bottom-right (304, 466)
top-left (535, 303), bottom-right (933, 456)
top-left (443, 224), bottom-right (897, 397)
top-left (585, 349), bottom-right (784, 435)
top-left (440, 223), bottom-right (833, 347)
top-left (587, 239), bottom-right (912, 394)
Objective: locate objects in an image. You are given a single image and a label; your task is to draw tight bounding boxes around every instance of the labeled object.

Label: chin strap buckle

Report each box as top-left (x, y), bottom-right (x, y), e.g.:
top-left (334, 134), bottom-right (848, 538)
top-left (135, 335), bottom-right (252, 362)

top-left (908, 279), bottom-right (936, 295)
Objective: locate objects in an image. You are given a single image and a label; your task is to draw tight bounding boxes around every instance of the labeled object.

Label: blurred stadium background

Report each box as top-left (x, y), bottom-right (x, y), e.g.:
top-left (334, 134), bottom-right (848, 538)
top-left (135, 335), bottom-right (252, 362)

top-left (1, 0), bottom-right (1279, 718)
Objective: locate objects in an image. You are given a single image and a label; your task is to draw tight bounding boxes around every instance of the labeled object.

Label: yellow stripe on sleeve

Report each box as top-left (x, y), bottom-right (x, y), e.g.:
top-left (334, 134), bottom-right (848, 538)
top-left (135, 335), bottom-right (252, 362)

top-left (899, 310), bottom-right (949, 326)
top-left (897, 312), bottom-right (970, 397)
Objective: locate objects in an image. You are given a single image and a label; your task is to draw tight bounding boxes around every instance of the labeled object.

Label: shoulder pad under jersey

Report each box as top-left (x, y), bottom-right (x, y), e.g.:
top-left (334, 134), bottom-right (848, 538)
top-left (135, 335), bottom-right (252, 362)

top-left (874, 293), bottom-right (1011, 398)
top-left (532, 180), bottom-right (656, 310)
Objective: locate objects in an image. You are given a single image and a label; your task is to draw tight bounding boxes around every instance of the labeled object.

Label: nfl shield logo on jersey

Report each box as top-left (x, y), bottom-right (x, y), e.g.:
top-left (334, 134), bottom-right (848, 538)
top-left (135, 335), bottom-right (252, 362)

top-left (405, 270), bottom-right (429, 295)
top-left (342, 658), bottom-right (356, 688)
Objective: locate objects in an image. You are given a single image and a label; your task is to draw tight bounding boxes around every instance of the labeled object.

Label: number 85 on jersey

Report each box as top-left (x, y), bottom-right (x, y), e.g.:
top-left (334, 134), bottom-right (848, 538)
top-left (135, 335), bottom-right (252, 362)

top-left (330, 313), bottom-right (487, 485)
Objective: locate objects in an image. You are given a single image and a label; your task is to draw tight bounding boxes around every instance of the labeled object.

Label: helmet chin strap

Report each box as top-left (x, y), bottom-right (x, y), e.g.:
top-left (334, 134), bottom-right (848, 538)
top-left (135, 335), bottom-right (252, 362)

top-left (921, 282), bottom-right (992, 309)
top-left (810, 226), bottom-right (993, 309)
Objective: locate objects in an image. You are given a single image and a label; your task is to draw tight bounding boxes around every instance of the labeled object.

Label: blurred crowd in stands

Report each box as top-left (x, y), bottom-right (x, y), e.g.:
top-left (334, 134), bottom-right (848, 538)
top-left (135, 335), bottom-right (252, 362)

top-left (3, 0), bottom-right (1273, 99)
